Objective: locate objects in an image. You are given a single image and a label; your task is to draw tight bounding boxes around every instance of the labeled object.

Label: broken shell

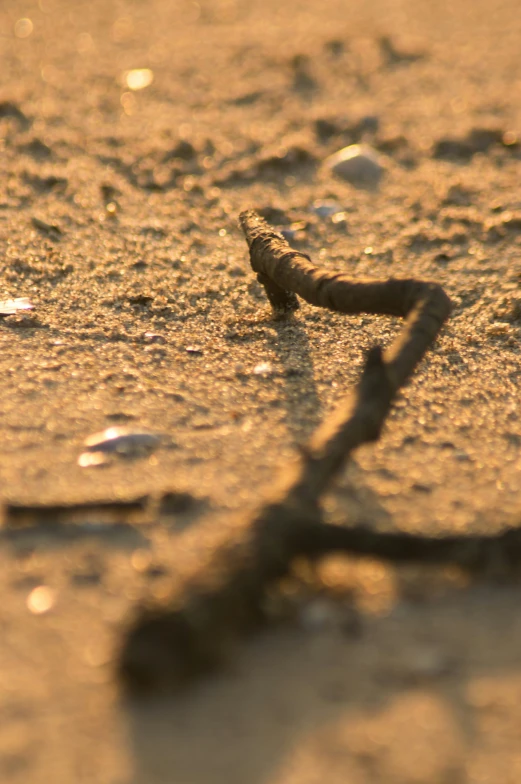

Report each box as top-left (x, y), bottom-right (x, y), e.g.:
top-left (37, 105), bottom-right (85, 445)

top-left (253, 361), bottom-right (274, 376)
top-left (82, 427), bottom-right (162, 457)
top-left (0, 298), bottom-right (34, 316)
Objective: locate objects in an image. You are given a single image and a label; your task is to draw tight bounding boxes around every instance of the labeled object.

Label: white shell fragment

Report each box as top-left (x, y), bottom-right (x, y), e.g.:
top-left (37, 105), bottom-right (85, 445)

top-left (324, 144), bottom-right (385, 188)
top-left (253, 361), bottom-right (274, 376)
top-left (78, 427), bottom-right (162, 466)
top-left (0, 297), bottom-right (34, 315)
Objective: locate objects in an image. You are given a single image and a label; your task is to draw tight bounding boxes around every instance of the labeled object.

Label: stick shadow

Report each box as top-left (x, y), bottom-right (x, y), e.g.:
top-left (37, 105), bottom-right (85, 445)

top-left (122, 582), bottom-right (521, 784)
top-left (270, 314), bottom-right (323, 443)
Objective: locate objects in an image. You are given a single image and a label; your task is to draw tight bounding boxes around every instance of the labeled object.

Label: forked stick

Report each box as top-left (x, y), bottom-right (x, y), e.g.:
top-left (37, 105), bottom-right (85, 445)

top-left (119, 210), bottom-right (454, 692)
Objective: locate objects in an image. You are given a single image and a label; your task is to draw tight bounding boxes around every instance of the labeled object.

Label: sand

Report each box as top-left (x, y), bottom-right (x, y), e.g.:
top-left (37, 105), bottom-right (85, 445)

top-left (1, 0), bottom-right (521, 781)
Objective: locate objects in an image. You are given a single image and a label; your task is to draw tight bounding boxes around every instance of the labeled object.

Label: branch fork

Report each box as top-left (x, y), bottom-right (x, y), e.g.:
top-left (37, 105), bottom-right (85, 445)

top-left (118, 209), bottom-right (499, 694)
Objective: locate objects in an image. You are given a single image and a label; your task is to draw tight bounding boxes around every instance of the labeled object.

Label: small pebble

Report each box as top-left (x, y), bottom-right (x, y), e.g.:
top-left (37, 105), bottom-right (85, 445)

top-left (311, 199), bottom-right (342, 218)
top-left (143, 332), bottom-right (166, 344)
top-left (324, 144), bottom-right (385, 188)
top-left (331, 211), bottom-right (348, 226)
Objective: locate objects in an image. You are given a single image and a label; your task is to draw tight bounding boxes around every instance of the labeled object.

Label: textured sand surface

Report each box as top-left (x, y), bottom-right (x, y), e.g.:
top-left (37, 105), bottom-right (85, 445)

top-left (1, 0), bottom-right (521, 781)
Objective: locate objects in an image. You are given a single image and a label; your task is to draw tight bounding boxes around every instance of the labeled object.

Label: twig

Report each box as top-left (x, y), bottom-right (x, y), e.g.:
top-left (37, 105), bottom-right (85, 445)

top-left (118, 210), bottom-right (453, 693)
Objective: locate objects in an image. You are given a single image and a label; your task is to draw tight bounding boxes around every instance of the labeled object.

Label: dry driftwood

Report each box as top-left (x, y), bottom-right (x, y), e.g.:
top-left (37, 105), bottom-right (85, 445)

top-left (119, 209), bottom-right (510, 694)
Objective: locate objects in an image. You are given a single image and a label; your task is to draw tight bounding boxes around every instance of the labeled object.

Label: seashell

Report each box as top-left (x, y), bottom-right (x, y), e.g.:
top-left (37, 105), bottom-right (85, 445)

top-left (0, 297), bottom-right (34, 315)
top-left (324, 144), bottom-right (385, 188)
top-left (78, 427), bottom-right (162, 466)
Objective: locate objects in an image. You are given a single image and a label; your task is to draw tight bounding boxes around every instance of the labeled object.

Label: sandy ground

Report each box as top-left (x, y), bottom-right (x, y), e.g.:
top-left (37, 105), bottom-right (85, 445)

top-left (1, 0), bottom-right (521, 781)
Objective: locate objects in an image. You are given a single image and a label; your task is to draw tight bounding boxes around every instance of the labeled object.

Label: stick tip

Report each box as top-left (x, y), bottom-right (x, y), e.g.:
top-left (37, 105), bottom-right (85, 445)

top-left (238, 209), bottom-right (260, 229)
top-left (239, 210), bottom-right (264, 248)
